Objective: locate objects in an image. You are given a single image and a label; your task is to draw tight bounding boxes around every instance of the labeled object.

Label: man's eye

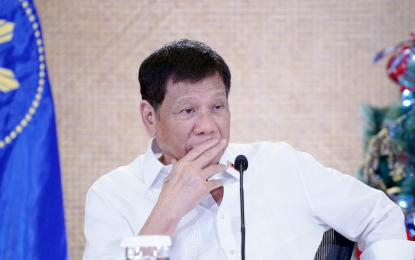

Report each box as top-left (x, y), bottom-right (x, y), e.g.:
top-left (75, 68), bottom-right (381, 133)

top-left (214, 105), bottom-right (223, 110)
top-left (183, 108), bottom-right (194, 114)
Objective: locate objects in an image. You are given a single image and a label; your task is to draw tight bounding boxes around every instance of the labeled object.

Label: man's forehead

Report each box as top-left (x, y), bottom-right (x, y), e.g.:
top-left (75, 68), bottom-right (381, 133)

top-left (174, 91), bottom-right (226, 104)
top-left (165, 75), bottom-right (226, 97)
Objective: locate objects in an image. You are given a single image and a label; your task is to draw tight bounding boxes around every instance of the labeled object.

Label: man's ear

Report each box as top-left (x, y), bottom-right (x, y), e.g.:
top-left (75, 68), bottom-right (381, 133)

top-left (140, 100), bottom-right (157, 138)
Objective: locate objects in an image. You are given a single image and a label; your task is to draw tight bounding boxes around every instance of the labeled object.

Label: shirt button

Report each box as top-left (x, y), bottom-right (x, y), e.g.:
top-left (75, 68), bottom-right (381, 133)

top-left (229, 250), bottom-right (235, 255)
top-left (221, 214), bottom-right (225, 220)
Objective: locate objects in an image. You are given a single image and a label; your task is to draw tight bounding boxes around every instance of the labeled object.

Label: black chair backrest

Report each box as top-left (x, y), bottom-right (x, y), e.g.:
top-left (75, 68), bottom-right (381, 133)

top-left (314, 229), bottom-right (355, 260)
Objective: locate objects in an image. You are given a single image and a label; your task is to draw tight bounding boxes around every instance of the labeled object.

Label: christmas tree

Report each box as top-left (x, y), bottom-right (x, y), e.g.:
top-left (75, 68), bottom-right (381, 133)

top-left (358, 35), bottom-right (415, 237)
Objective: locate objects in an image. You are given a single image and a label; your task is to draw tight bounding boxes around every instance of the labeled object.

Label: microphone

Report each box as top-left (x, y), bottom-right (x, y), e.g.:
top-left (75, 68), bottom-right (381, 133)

top-left (234, 155), bottom-right (248, 260)
top-left (235, 155), bottom-right (248, 173)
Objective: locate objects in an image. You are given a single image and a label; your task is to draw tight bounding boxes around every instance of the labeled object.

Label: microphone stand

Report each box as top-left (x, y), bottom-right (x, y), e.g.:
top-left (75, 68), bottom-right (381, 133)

top-left (235, 154), bottom-right (248, 260)
top-left (239, 164), bottom-right (246, 260)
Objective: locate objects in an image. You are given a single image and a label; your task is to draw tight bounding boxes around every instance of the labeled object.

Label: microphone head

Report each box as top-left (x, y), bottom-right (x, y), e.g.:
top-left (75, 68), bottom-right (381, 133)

top-left (234, 155), bottom-right (248, 172)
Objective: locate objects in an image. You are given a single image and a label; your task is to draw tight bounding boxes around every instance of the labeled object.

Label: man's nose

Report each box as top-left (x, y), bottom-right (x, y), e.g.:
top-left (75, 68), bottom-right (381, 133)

top-left (194, 111), bottom-right (216, 135)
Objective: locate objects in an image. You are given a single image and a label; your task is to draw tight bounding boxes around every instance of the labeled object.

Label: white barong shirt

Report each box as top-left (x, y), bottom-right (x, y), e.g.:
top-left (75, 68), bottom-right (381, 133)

top-left (83, 139), bottom-right (414, 260)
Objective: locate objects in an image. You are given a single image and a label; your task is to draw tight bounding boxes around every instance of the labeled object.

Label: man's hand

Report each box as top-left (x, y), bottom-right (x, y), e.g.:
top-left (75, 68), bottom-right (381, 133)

top-left (139, 138), bottom-right (227, 236)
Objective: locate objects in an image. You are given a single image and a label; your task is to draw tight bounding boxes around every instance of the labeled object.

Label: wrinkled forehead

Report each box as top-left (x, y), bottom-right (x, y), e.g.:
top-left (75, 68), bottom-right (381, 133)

top-left (164, 74), bottom-right (227, 100)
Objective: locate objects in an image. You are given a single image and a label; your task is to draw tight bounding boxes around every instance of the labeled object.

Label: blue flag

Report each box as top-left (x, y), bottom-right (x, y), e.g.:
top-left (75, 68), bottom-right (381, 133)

top-left (0, 0), bottom-right (68, 259)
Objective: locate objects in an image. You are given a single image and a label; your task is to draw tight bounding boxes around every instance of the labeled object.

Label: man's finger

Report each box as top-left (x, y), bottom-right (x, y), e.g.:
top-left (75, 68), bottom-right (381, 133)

top-left (194, 139), bottom-right (227, 168)
top-left (206, 179), bottom-right (225, 192)
top-left (182, 139), bottom-right (220, 162)
top-left (201, 163), bottom-right (227, 180)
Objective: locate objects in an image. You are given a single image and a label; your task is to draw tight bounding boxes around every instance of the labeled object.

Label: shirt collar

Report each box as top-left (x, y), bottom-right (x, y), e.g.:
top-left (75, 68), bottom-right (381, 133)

top-left (142, 139), bottom-right (240, 191)
top-left (219, 144), bottom-right (240, 180)
top-left (142, 138), bottom-right (169, 191)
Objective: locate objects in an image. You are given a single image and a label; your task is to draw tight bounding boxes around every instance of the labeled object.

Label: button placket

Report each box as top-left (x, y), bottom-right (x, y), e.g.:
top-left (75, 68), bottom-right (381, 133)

top-left (217, 180), bottom-right (241, 259)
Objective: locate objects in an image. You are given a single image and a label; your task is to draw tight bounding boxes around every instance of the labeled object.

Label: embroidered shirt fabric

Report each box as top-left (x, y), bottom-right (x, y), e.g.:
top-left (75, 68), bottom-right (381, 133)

top-left (83, 139), bottom-right (411, 260)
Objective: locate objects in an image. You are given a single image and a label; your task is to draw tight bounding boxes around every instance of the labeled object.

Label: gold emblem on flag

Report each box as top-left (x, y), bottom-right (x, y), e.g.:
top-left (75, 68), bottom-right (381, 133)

top-left (0, 68), bottom-right (19, 92)
top-left (0, 20), bottom-right (20, 93)
top-left (0, 20), bottom-right (14, 44)
top-left (0, 2), bottom-right (44, 149)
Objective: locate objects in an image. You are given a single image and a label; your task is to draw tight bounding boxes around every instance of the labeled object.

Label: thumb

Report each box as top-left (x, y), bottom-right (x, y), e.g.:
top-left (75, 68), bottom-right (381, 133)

top-left (207, 179), bottom-right (225, 191)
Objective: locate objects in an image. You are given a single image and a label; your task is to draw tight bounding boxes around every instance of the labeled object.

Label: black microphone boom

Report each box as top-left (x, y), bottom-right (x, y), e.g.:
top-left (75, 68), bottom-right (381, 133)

top-left (234, 155), bottom-right (248, 260)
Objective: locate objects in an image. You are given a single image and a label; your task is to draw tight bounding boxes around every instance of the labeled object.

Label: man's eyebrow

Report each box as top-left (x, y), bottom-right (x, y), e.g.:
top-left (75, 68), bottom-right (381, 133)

top-left (175, 91), bottom-right (226, 105)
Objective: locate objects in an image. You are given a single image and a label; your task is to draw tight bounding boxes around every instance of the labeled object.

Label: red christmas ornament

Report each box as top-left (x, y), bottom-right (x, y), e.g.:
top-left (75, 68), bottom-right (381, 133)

top-left (374, 33), bottom-right (415, 93)
top-left (386, 44), bottom-right (411, 85)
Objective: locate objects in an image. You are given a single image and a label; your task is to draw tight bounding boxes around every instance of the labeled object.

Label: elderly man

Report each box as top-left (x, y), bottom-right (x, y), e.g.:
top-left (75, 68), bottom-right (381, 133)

top-left (83, 39), bottom-right (412, 260)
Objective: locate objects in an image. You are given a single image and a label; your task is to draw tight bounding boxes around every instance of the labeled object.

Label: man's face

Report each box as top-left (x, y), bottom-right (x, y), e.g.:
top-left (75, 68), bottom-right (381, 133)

top-left (154, 73), bottom-right (231, 166)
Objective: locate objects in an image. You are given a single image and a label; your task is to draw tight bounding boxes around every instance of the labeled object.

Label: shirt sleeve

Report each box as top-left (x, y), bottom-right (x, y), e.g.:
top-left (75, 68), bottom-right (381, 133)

top-left (293, 149), bottom-right (411, 255)
top-left (360, 239), bottom-right (415, 260)
top-left (82, 183), bottom-right (133, 260)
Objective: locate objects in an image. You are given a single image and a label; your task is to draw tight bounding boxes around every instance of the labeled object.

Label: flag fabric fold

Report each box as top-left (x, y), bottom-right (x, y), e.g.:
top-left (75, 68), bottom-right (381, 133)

top-left (0, 0), bottom-right (68, 259)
